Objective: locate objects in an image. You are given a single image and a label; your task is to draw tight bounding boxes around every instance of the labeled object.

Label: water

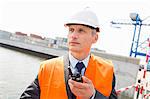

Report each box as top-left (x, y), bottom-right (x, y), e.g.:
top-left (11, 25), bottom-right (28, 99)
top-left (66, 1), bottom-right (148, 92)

top-left (0, 47), bottom-right (45, 99)
top-left (0, 46), bottom-right (139, 99)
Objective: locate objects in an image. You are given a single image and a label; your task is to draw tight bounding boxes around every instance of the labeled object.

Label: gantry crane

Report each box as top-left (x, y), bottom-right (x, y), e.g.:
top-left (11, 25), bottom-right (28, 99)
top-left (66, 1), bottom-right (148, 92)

top-left (111, 13), bottom-right (150, 57)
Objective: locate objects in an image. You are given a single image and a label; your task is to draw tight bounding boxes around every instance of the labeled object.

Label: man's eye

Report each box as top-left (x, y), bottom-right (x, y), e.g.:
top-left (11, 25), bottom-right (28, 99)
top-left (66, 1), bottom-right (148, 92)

top-left (69, 28), bottom-right (74, 33)
top-left (78, 29), bottom-right (85, 33)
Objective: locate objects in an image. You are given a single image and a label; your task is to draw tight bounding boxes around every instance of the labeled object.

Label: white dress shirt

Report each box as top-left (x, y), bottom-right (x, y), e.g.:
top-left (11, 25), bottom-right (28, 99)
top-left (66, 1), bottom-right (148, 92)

top-left (69, 52), bottom-right (90, 75)
top-left (68, 52), bottom-right (95, 99)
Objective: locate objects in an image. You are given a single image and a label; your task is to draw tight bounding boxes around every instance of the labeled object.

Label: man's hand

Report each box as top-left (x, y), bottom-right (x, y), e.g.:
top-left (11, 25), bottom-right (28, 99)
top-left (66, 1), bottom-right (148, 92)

top-left (68, 76), bottom-right (95, 99)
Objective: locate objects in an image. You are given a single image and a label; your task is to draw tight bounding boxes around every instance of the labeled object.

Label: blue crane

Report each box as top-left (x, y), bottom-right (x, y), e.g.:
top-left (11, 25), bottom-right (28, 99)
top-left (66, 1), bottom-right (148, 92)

top-left (111, 13), bottom-right (150, 57)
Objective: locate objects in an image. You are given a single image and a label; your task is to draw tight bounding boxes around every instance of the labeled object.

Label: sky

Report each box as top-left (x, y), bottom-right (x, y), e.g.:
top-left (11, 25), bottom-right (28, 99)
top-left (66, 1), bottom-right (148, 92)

top-left (0, 0), bottom-right (150, 59)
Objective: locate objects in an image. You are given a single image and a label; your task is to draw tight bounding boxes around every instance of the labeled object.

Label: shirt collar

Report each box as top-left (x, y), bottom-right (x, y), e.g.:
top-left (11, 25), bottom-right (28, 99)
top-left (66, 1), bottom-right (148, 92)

top-left (69, 52), bottom-right (90, 69)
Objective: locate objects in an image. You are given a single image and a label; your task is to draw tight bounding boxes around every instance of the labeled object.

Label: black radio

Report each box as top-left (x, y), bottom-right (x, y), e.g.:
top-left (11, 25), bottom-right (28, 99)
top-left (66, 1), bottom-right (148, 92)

top-left (68, 67), bottom-right (83, 82)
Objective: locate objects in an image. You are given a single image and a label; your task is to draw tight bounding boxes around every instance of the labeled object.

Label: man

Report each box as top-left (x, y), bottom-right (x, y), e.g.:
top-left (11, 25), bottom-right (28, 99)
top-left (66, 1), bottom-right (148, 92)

top-left (20, 8), bottom-right (117, 99)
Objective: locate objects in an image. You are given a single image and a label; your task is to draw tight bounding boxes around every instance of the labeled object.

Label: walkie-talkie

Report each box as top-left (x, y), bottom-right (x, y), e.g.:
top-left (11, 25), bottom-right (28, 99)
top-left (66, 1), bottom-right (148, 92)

top-left (68, 66), bottom-right (83, 83)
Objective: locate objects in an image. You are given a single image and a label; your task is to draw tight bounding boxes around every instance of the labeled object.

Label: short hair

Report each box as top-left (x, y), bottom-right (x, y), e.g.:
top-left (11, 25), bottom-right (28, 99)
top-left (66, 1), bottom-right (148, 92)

top-left (91, 29), bottom-right (97, 35)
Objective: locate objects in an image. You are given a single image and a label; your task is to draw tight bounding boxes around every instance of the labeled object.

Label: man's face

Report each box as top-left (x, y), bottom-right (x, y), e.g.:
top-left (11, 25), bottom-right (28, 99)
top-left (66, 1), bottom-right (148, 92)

top-left (67, 24), bottom-right (98, 53)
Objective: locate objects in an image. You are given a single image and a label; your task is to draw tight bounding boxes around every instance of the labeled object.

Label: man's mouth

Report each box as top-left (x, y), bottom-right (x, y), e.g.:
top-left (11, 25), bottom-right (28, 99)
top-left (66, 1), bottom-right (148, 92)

top-left (69, 42), bottom-right (80, 45)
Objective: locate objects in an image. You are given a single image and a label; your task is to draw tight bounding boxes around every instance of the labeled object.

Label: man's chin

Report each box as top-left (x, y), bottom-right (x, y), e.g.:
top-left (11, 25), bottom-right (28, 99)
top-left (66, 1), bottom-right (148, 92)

top-left (69, 47), bottom-right (80, 52)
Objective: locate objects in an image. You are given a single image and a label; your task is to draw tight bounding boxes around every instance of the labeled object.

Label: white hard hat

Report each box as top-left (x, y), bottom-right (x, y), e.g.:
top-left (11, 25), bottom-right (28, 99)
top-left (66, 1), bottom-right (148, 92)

top-left (65, 8), bottom-right (100, 32)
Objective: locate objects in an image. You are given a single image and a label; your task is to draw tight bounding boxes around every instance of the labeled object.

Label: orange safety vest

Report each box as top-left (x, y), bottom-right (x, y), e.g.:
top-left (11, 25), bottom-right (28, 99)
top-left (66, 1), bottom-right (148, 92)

top-left (38, 54), bottom-right (114, 99)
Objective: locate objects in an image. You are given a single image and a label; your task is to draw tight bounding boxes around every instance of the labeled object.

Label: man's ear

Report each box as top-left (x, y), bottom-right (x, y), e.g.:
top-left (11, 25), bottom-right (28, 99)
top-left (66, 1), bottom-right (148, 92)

top-left (92, 33), bottom-right (98, 43)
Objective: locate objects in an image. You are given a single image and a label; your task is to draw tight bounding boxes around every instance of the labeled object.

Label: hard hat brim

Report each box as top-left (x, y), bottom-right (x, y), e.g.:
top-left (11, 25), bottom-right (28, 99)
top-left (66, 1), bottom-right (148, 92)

top-left (65, 23), bottom-right (100, 32)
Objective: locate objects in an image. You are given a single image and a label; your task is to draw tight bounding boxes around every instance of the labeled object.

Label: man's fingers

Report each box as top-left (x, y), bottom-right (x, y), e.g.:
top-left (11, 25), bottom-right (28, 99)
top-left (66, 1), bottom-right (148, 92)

top-left (68, 79), bottom-right (73, 87)
top-left (82, 76), bottom-right (92, 83)
top-left (68, 78), bottom-right (95, 98)
top-left (68, 79), bottom-right (85, 89)
top-left (68, 79), bottom-right (85, 96)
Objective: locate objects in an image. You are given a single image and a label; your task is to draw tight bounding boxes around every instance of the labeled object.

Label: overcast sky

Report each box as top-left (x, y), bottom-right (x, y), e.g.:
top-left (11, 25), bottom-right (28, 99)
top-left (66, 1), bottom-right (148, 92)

top-left (0, 0), bottom-right (150, 58)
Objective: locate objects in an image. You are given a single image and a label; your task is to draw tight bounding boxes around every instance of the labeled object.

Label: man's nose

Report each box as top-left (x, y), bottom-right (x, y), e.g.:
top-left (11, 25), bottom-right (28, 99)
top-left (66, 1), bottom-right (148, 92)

top-left (70, 31), bottom-right (78, 39)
